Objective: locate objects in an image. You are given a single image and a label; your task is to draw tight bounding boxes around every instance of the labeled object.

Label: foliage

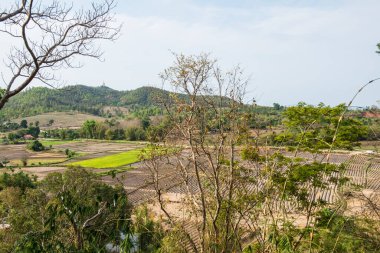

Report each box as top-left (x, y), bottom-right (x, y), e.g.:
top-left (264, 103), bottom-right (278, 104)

top-left (43, 129), bottom-right (80, 140)
top-left (0, 168), bottom-right (132, 252)
top-left (0, 85), bottom-right (170, 120)
top-left (146, 117), bottom-right (173, 142)
top-left (131, 206), bottom-right (164, 252)
top-left (140, 116), bottom-right (151, 130)
top-left (309, 208), bottom-right (380, 252)
top-left (0, 171), bottom-right (36, 192)
top-left (81, 120), bottom-right (97, 139)
top-left (274, 103), bottom-right (368, 150)
top-left (125, 127), bottom-right (146, 141)
top-left (65, 149), bottom-right (77, 158)
top-left (20, 119), bottom-right (28, 128)
top-left (27, 140), bottom-right (45, 152)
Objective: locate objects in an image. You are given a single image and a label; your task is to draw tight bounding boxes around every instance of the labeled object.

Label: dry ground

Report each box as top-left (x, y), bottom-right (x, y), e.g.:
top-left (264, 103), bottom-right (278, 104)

top-left (0, 140), bottom-right (146, 178)
top-left (11, 112), bottom-right (106, 129)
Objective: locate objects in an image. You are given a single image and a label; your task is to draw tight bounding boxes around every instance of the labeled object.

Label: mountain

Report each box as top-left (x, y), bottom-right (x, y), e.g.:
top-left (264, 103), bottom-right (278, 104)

top-left (0, 85), bottom-right (171, 120)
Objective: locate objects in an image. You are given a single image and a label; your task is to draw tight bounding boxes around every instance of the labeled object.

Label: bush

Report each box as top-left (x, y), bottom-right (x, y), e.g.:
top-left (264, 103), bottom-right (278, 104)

top-left (65, 148), bottom-right (76, 158)
top-left (27, 140), bottom-right (45, 152)
top-left (125, 127), bottom-right (146, 141)
top-left (0, 171), bottom-right (36, 192)
top-left (21, 157), bottom-right (28, 166)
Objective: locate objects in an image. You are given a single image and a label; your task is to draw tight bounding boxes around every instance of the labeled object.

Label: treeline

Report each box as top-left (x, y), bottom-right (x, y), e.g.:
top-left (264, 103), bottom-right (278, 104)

top-left (0, 85), bottom-right (174, 120)
top-left (2, 120), bottom-right (41, 144)
top-left (43, 118), bottom-right (171, 142)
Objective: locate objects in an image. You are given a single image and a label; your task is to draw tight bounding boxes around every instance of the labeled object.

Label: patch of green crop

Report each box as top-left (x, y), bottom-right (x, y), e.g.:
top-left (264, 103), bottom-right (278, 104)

top-left (70, 148), bottom-right (146, 169)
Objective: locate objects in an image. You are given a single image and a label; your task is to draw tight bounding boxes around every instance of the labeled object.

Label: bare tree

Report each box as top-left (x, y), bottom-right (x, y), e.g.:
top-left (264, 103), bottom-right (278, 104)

top-left (143, 53), bottom-right (255, 252)
top-left (0, 0), bottom-right (120, 109)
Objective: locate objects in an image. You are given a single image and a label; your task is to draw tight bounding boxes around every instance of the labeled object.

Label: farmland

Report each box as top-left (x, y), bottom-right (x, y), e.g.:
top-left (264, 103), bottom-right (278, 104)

top-left (1, 0), bottom-right (380, 251)
top-left (0, 139), bottom-right (146, 178)
top-left (11, 112), bottom-right (106, 129)
top-left (70, 148), bottom-right (145, 168)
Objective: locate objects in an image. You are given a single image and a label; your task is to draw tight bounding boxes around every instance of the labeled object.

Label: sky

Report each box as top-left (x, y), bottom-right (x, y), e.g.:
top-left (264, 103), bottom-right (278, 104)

top-left (1, 0), bottom-right (380, 106)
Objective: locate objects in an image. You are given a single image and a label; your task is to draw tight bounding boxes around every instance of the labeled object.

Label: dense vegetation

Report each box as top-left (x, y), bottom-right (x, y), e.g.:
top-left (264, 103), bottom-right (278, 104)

top-left (0, 168), bottom-right (177, 252)
top-left (0, 85), bottom-right (170, 120)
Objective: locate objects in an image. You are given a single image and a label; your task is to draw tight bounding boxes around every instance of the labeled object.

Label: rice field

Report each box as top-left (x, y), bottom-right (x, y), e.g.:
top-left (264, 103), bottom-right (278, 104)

top-left (70, 148), bottom-right (146, 168)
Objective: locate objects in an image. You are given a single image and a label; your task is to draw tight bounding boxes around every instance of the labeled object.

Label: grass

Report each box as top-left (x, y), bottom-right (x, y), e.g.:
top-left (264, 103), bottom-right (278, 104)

top-left (70, 148), bottom-right (146, 169)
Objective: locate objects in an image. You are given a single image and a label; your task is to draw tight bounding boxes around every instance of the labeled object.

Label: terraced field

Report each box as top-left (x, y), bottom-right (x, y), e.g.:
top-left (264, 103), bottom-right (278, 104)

top-left (0, 140), bottom-right (146, 178)
top-left (105, 151), bottom-right (379, 253)
top-left (1, 140), bottom-right (378, 208)
top-left (104, 151), bottom-right (380, 207)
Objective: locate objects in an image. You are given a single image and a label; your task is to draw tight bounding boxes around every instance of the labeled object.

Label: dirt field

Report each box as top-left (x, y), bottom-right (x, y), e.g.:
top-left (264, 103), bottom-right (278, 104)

top-left (11, 112), bottom-right (106, 129)
top-left (9, 110), bottom-right (159, 131)
top-left (0, 140), bottom-right (146, 178)
top-left (2, 141), bottom-right (379, 209)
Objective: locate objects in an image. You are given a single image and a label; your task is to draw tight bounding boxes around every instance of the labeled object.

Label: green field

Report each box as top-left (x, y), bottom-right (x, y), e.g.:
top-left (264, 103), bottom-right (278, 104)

top-left (70, 148), bottom-right (145, 168)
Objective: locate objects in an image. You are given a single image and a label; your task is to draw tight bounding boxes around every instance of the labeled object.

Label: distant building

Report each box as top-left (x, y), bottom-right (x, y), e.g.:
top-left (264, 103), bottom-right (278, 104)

top-left (23, 134), bottom-right (34, 140)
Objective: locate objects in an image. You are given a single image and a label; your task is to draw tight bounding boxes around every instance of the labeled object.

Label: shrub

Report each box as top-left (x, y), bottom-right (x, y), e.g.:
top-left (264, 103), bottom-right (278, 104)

top-left (65, 148), bottom-right (76, 158)
top-left (21, 157), bottom-right (28, 166)
top-left (0, 171), bottom-right (36, 192)
top-left (27, 140), bottom-right (45, 152)
top-left (125, 127), bottom-right (146, 141)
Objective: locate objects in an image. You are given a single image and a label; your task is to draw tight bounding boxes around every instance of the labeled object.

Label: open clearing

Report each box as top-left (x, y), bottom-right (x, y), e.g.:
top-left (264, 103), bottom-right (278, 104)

top-left (9, 111), bottom-right (157, 131)
top-left (11, 112), bottom-right (106, 129)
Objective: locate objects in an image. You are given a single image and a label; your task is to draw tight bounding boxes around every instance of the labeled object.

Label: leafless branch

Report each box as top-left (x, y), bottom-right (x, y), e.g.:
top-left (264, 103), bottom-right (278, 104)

top-left (0, 0), bottom-right (121, 109)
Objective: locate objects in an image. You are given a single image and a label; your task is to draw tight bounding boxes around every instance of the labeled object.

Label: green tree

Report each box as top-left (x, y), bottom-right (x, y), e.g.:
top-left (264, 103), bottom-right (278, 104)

top-left (81, 120), bottom-right (97, 139)
top-left (125, 127), bottom-right (146, 141)
top-left (27, 126), bottom-right (40, 138)
top-left (20, 119), bottom-right (28, 128)
top-left (273, 102), bottom-right (283, 110)
top-left (141, 116), bottom-right (151, 130)
top-left (275, 103), bottom-right (368, 150)
top-left (0, 168), bottom-right (131, 252)
top-left (27, 140), bottom-right (45, 151)
top-left (0, 171), bottom-right (36, 192)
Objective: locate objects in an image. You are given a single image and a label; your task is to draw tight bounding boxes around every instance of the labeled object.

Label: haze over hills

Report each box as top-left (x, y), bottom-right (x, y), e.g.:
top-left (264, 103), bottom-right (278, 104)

top-left (0, 85), bottom-right (172, 120)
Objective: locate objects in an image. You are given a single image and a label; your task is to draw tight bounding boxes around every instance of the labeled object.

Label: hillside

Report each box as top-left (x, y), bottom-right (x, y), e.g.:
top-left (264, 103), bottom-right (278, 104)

top-left (10, 112), bottom-right (107, 130)
top-left (0, 85), bottom-right (170, 120)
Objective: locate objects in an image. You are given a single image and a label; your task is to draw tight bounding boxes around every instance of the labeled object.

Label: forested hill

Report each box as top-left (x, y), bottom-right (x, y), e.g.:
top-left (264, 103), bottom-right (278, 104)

top-left (0, 85), bottom-right (172, 120)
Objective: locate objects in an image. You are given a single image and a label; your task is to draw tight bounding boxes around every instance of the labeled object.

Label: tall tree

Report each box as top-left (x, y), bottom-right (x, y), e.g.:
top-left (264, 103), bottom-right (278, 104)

top-left (0, 0), bottom-right (120, 110)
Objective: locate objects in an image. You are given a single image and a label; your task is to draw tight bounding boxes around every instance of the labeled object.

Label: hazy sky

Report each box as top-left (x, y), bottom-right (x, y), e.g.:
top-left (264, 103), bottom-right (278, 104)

top-left (1, 0), bottom-right (380, 106)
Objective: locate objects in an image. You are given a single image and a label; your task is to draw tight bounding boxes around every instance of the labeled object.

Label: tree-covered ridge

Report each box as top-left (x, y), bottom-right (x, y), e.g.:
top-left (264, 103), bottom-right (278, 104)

top-left (0, 85), bottom-right (238, 121)
top-left (0, 85), bottom-right (173, 120)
